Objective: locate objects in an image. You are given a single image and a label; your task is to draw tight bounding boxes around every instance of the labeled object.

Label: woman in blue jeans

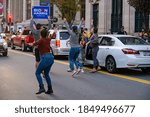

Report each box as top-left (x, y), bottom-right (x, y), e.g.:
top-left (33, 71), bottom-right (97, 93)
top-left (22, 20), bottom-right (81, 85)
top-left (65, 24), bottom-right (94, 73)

top-left (33, 29), bottom-right (56, 94)
top-left (64, 18), bottom-right (84, 76)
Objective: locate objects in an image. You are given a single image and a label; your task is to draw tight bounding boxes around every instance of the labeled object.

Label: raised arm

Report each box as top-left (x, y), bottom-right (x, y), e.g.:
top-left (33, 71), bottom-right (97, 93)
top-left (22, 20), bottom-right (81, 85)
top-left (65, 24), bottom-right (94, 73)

top-left (64, 18), bottom-right (72, 34)
top-left (47, 16), bottom-right (52, 30)
top-left (78, 18), bottom-right (84, 32)
top-left (30, 19), bottom-right (38, 35)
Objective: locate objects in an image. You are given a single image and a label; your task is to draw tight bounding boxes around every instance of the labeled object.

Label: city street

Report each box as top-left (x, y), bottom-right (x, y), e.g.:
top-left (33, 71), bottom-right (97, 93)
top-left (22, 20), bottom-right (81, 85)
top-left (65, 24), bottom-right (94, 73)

top-left (0, 49), bottom-right (150, 100)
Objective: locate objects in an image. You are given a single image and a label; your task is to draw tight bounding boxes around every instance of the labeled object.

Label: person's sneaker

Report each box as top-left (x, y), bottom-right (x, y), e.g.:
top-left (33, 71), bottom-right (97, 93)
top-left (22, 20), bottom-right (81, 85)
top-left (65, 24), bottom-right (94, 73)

top-left (45, 90), bottom-right (53, 94)
top-left (67, 69), bottom-right (73, 72)
top-left (36, 88), bottom-right (45, 95)
top-left (72, 70), bottom-right (77, 77)
top-left (76, 69), bottom-right (81, 75)
top-left (81, 69), bottom-right (84, 73)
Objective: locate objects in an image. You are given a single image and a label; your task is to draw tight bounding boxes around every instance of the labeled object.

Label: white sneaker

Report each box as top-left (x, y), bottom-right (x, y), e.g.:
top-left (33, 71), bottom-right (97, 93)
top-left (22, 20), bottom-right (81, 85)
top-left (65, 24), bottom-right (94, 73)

top-left (72, 70), bottom-right (77, 77)
top-left (76, 69), bottom-right (81, 75)
top-left (67, 69), bottom-right (73, 72)
top-left (81, 69), bottom-right (84, 73)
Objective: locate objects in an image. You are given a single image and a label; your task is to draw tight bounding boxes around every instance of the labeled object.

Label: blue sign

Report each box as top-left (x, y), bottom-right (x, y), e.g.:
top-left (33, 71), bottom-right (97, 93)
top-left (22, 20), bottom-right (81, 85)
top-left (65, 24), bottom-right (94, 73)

top-left (32, 6), bottom-right (50, 19)
top-left (40, 2), bottom-right (50, 6)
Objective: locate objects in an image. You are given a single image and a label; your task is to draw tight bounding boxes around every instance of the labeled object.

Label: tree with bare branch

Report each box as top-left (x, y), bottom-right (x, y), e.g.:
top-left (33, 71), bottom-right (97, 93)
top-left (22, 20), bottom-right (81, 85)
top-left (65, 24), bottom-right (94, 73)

top-left (51, 0), bottom-right (81, 25)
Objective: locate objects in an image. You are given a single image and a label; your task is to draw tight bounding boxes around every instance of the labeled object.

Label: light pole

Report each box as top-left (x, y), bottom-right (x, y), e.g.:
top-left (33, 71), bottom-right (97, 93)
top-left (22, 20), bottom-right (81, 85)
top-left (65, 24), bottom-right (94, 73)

top-left (1, 16), bottom-right (5, 32)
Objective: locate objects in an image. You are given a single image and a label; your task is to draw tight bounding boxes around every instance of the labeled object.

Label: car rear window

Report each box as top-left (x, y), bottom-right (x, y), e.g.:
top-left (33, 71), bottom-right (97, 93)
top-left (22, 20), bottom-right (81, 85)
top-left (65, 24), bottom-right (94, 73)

top-left (118, 37), bottom-right (149, 45)
top-left (60, 32), bottom-right (70, 40)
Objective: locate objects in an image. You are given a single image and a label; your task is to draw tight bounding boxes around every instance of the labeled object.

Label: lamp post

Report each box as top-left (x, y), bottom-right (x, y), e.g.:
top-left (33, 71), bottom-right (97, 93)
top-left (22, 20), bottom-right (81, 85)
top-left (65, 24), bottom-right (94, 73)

top-left (1, 16), bottom-right (5, 32)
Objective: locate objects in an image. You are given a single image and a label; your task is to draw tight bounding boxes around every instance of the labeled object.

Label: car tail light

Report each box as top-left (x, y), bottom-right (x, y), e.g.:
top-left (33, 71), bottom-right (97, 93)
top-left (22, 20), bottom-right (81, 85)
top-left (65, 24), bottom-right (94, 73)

top-left (56, 40), bottom-right (60, 47)
top-left (122, 48), bottom-right (140, 54)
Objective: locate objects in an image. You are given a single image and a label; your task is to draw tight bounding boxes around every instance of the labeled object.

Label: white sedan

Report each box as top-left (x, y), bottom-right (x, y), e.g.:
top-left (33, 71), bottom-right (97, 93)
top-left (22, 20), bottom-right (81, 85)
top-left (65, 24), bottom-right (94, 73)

top-left (84, 35), bottom-right (150, 73)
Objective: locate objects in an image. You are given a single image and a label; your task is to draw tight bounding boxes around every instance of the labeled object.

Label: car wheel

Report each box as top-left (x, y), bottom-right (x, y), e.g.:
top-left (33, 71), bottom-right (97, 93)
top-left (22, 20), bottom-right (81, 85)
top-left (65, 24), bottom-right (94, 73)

top-left (11, 40), bottom-right (15, 49)
top-left (106, 56), bottom-right (117, 73)
top-left (21, 42), bottom-right (27, 52)
top-left (141, 68), bottom-right (150, 73)
top-left (2, 52), bottom-right (8, 56)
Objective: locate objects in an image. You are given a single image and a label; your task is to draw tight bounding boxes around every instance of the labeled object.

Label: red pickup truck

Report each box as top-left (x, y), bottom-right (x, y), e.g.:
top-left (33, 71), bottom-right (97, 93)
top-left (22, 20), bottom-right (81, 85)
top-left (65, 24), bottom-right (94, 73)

top-left (11, 29), bottom-right (35, 51)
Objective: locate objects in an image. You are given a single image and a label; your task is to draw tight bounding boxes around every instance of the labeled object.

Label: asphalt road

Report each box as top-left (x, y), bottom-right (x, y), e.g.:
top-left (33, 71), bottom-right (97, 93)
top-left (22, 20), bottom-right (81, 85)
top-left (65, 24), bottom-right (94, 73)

top-left (0, 49), bottom-right (150, 100)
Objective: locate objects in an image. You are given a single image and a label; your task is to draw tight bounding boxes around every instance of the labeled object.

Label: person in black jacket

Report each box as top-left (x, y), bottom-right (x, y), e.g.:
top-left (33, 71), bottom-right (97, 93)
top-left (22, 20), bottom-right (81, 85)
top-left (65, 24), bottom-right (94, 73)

top-left (117, 26), bottom-right (127, 35)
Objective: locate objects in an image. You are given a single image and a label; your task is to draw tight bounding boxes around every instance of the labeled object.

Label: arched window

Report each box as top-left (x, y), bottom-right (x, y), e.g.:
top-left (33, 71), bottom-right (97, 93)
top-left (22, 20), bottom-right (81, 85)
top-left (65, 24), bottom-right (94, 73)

top-left (111, 0), bottom-right (123, 33)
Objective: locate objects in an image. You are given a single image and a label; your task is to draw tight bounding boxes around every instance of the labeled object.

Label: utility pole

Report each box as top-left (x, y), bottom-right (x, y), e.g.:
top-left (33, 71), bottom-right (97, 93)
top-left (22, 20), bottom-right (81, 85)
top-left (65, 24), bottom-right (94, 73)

top-left (8, 15), bottom-right (12, 34)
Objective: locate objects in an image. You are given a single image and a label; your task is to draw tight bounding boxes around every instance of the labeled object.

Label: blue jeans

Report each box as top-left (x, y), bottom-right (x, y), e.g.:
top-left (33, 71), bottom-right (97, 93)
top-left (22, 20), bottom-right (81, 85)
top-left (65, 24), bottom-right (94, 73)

top-left (78, 62), bottom-right (83, 69)
top-left (35, 53), bottom-right (54, 88)
top-left (69, 47), bottom-right (80, 71)
top-left (92, 47), bottom-right (99, 68)
top-left (77, 47), bottom-right (83, 69)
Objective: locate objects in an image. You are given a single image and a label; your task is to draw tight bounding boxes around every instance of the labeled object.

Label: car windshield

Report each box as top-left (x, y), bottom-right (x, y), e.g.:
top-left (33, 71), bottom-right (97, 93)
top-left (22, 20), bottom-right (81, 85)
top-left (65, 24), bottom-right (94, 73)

top-left (60, 32), bottom-right (70, 40)
top-left (118, 37), bottom-right (149, 45)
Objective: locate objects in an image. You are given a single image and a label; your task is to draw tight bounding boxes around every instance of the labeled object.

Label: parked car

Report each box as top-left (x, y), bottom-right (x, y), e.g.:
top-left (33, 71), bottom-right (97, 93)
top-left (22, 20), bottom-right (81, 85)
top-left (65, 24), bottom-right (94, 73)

top-left (0, 33), bottom-right (11, 46)
top-left (84, 35), bottom-right (150, 73)
top-left (0, 35), bottom-right (8, 56)
top-left (48, 29), bottom-right (70, 56)
top-left (10, 29), bottom-right (34, 51)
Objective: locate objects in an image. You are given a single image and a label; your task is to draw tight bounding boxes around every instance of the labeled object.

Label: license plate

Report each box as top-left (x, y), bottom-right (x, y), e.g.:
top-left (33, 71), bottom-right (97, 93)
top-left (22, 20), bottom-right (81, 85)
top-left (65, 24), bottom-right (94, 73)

top-left (143, 52), bottom-right (150, 56)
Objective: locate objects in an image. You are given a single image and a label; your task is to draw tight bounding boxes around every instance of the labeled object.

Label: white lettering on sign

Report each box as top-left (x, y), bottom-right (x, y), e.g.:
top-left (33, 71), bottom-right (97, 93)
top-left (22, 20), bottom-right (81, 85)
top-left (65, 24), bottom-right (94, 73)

top-left (34, 9), bottom-right (48, 15)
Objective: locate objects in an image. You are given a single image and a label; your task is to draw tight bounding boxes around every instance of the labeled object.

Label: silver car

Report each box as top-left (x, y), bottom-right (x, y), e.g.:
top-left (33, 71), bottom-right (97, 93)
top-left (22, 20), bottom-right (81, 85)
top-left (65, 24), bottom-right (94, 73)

top-left (0, 35), bottom-right (8, 56)
top-left (48, 30), bottom-right (70, 56)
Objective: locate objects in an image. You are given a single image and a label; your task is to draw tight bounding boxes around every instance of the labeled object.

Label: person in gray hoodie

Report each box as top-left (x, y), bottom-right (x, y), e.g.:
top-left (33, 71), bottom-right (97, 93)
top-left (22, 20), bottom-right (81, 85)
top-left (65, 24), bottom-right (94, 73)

top-left (64, 18), bottom-right (84, 76)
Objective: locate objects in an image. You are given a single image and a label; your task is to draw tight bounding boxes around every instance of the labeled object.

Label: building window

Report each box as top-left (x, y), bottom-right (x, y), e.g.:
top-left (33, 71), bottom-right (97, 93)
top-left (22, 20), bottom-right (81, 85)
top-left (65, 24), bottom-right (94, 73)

top-left (93, 4), bottom-right (99, 28)
top-left (135, 11), bottom-right (149, 32)
top-left (111, 0), bottom-right (123, 33)
top-left (26, 0), bottom-right (31, 19)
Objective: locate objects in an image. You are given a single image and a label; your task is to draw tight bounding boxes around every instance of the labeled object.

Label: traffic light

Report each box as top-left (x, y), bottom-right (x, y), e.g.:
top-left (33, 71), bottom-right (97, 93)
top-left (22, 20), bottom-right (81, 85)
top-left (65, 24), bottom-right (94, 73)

top-left (8, 15), bottom-right (12, 23)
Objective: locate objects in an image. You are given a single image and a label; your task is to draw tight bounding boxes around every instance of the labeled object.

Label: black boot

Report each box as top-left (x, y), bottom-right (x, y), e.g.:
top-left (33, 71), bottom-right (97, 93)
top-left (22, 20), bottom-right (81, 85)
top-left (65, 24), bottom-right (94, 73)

top-left (45, 86), bottom-right (53, 94)
top-left (36, 85), bottom-right (45, 94)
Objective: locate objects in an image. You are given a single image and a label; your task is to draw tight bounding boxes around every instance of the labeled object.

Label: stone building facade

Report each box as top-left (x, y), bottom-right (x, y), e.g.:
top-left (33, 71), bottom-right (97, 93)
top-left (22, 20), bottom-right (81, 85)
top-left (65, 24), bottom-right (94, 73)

top-left (85, 0), bottom-right (150, 34)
